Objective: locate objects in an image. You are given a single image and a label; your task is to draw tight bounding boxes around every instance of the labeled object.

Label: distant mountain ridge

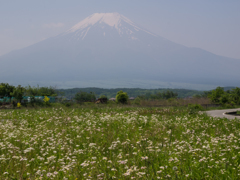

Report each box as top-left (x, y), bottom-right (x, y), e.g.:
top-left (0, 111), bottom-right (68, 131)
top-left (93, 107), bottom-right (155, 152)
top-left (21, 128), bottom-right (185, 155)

top-left (0, 12), bottom-right (239, 89)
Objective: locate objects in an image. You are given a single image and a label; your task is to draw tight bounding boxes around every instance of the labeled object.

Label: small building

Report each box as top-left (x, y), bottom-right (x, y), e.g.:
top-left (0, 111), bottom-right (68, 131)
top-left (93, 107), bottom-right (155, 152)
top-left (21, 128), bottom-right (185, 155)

top-left (109, 98), bottom-right (116, 101)
top-left (129, 97), bottom-right (135, 100)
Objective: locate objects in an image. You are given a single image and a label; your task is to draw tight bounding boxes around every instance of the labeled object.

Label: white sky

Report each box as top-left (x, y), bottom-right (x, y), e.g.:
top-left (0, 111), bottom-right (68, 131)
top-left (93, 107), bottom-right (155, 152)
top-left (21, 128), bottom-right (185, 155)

top-left (0, 0), bottom-right (240, 59)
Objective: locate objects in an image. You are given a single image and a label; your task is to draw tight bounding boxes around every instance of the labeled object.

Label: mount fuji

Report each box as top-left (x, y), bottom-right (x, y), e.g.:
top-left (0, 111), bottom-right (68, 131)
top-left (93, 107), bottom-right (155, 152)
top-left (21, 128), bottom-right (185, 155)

top-left (0, 13), bottom-right (240, 89)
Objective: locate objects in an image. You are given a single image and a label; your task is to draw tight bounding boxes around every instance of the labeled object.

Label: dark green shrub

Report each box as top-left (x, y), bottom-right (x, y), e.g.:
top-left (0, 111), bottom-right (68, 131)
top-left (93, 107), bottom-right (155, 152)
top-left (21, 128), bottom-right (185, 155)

top-left (97, 95), bottom-right (108, 104)
top-left (222, 103), bottom-right (233, 108)
top-left (188, 104), bottom-right (204, 114)
top-left (116, 90), bottom-right (129, 104)
top-left (133, 97), bottom-right (141, 105)
top-left (64, 102), bottom-right (72, 107)
top-left (34, 98), bottom-right (44, 107)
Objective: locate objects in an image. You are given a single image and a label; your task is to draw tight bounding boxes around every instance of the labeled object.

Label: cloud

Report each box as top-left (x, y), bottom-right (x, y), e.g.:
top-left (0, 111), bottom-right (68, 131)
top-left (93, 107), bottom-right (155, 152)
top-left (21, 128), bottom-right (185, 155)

top-left (42, 23), bottom-right (64, 28)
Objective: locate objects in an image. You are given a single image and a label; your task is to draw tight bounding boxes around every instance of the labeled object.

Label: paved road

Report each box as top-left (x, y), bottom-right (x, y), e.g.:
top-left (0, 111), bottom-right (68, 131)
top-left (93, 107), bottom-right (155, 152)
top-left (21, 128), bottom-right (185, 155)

top-left (205, 108), bottom-right (240, 119)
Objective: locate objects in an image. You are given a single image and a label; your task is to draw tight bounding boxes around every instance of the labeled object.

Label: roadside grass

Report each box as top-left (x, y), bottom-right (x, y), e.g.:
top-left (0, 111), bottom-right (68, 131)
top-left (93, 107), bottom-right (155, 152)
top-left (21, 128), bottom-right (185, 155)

top-left (1, 107), bottom-right (240, 179)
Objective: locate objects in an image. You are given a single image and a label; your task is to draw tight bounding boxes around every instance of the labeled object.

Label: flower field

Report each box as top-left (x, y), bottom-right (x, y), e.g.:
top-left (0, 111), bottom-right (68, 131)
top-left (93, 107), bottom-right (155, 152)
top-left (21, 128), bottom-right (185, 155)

top-left (0, 107), bottom-right (240, 179)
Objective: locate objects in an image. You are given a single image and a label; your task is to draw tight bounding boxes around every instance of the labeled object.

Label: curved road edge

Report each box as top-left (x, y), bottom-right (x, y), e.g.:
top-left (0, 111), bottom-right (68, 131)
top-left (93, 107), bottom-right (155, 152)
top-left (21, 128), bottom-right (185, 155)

top-left (204, 108), bottom-right (240, 119)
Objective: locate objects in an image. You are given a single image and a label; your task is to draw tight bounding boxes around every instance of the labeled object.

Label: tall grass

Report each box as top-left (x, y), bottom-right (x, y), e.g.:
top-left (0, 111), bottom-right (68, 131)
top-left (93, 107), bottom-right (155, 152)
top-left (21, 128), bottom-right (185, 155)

top-left (0, 107), bottom-right (240, 179)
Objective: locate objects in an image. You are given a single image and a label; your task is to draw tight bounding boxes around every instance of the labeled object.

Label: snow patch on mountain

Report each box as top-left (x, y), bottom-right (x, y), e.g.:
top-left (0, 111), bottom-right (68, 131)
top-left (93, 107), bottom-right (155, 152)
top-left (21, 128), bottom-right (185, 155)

top-left (65, 12), bottom-right (157, 38)
top-left (68, 13), bottom-right (126, 32)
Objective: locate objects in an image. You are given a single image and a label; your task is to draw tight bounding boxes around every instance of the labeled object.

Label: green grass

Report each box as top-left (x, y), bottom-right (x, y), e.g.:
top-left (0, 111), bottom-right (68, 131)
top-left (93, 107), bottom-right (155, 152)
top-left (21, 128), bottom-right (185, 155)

top-left (237, 111), bottom-right (240, 115)
top-left (0, 106), bottom-right (240, 179)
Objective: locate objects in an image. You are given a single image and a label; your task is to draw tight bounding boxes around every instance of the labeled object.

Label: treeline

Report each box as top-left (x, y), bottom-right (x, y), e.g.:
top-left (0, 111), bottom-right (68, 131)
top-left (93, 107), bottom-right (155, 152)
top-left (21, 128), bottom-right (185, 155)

top-left (2, 83), bottom-right (239, 108)
top-left (208, 87), bottom-right (240, 106)
top-left (0, 83), bottom-right (58, 105)
top-left (137, 90), bottom-right (178, 100)
top-left (57, 87), bottom-right (204, 99)
top-left (73, 91), bottom-right (128, 104)
top-left (74, 91), bottom-right (96, 103)
top-left (73, 90), bottom-right (178, 104)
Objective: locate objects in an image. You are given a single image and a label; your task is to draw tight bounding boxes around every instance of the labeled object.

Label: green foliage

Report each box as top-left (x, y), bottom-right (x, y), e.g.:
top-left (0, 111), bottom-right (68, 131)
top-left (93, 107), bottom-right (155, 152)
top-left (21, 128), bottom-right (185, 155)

top-left (107, 100), bottom-right (116, 105)
top-left (188, 103), bottom-right (204, 114)
top-left (25, 85), bottom-right (57, 97)
top-left (25, 85), bottom-right (38, 96)
top-left (116, 90), bottom-right (129, 104)
top-left (219, 93), bottom-right (230, 105)
top-left (74, 91), bottom-right (96, 103)
top-left (27, 97), bottom-right (43, 107)
top-left (133, 97), bottom-right (141, 105)
top-left (58, 87), bottom-right (204, 99)
top-left (0, 84), bottom-right (7, 98)
top-left (99, 95), bottom-right (107, 99)
top-left (10, 85), bottom-right (25, 103)
top-left (208, 86), bottom-right (240, 106)
top-left (208, 87), bottom-right (225, 104)
top-left (23, 85), bottom-right (57, 106)
top-left (0, 83), bottom-right (15, 101)
top-left (64, 102), bottom-right (72, 107)
top-left (231, 87), bottom-right (240, 104)
top-left (137, 90), bottom-right (178, 100)
top-left (98, 95), bottom-right (108, 104)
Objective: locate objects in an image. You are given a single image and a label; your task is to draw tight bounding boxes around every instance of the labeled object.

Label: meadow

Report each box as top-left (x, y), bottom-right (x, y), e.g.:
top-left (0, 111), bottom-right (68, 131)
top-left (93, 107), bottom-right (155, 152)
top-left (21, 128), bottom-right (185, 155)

top-left (0, 106), bottom-right (240, 179)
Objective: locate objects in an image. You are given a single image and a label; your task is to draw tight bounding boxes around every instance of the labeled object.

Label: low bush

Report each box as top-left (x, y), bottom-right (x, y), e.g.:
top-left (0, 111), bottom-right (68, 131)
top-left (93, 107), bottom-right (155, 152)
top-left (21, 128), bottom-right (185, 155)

top-left (188, 103), bottom-right (204, 114)
top-left (133, 97), bottom-right (141, 105)
top-left (64, 102), bottom-right (72, 107)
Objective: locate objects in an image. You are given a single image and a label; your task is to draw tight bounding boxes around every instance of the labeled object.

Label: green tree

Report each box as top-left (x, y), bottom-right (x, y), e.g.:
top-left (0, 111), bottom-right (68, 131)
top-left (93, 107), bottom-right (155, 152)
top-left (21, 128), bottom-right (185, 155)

top-left (133, 97), bottom-right (141, 105)
top-left (39, 86), bottom-right (57, 96)
top-left (208, 87), bottom-right (225, 104)
top-left (25, 85), bottom-right (38, 105)
top-left (11, 85), bottom-right (25, 103)
top-left (162, 90), bottom-right (178, 99)
top-left (74, 91), bottom-right (96, 103)
top-left (0, 84), bottom-right (7, 98)
top-left (0, 83), bottom-right (15, 102)
top-left (231, 87), bottom-right (240, 104)
top-left (99, 95), bottom-right (107, 99)
top-left (25, 85), bottom-right (57, 96)
top-left (25, 85), bottom-right (38, 96)
top-left (25, 85), bottom-right (58, 105)
top-left (116, 90), bottom-right (129, 104)
top-left (219, 93), bottom-right (230, 105)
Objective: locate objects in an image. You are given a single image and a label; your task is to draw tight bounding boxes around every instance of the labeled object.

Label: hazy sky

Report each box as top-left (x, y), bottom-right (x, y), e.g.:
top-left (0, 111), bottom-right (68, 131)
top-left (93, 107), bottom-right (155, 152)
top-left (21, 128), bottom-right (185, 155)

top-left (1, 0), bottom-right (240, 59)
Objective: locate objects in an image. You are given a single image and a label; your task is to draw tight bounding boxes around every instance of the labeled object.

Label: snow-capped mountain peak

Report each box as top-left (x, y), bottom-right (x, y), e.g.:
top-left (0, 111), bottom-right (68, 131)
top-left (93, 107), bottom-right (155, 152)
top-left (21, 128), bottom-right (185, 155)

top-left (65, 12), bottom-right (157, 39)
top-left (68, 13), bottom-right (132, 32)
top-left (0, 12), bottom-right (239, 89)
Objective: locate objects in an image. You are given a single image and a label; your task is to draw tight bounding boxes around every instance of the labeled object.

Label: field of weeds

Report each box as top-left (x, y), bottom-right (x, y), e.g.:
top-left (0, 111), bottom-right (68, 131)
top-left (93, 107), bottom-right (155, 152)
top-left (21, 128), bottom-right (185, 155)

top-left (0, 107), bottom-right (240, 179)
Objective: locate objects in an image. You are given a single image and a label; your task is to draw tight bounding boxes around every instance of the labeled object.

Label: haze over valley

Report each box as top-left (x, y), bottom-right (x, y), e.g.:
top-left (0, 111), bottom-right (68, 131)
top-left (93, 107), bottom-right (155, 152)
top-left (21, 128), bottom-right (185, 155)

top-left (1, 1), bottom-right (240, 90)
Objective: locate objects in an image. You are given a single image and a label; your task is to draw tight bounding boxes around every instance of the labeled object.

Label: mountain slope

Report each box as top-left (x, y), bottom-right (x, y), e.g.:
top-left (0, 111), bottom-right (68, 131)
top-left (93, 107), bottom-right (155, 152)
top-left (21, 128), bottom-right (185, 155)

top-left (0, 12), bottom-right (239, 89)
